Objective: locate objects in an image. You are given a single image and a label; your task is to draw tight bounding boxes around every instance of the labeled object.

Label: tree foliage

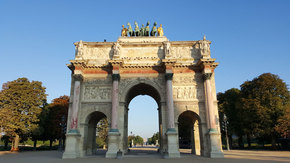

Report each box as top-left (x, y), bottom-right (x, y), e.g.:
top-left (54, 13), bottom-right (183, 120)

top-left (218, 73), bottom-right (290, 149)
top-left (275, 104), bottom-right (290, 138)
top-left (96, 118), bottom-right (109, 147)
top-left (0, 78), bottom-right (47, 151)
top-left (128, 135), bottom-right (144, 146)
top-left (240, 73), bottom-right (289, 145)
top-left (148, 132), bottom-right (160, 145)
top-left (45, 95), bottom-right (69, 147)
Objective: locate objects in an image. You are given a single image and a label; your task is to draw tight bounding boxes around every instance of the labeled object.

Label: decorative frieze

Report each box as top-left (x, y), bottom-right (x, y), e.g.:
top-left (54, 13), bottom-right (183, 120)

top-left (173, 76), bottom-right (196, 84)
top-left (173, 86), bottom-right (196, 100)
top-left (83, 86), bottom-right (111, 101)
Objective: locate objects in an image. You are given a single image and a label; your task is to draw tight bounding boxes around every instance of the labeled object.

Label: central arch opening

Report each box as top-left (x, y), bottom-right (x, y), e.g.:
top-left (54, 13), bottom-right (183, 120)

top-left (123, 83), bottom-right (162, 156)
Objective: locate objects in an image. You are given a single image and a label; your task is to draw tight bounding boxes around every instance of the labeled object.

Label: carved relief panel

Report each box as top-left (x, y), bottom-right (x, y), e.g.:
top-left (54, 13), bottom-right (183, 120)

top-left (170, 46), bottom-right (199, 59)
top-left (173, 86), bottom-right (196, 100)
top-left (83, 86), bottom-right (112, 102)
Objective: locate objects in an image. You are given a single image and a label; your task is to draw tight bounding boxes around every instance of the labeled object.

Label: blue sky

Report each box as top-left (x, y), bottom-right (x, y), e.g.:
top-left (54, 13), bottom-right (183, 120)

top-left (1, 0), bottom-right (289, 139)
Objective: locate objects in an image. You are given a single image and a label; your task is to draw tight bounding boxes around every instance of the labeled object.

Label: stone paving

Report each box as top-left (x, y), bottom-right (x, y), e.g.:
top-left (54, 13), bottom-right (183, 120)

top-left (0, 149), bottom-right (289, 163)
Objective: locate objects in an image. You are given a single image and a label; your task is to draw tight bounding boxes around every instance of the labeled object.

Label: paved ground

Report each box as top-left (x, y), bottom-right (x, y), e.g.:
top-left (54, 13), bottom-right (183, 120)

top-left (0, 148), bottom-right (289, 163)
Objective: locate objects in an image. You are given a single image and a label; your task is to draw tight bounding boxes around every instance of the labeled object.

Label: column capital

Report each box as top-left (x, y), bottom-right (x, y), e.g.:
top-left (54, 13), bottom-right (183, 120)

top-left (165, 73), bottom-right (174, 80)
top-left (202, 73), bottom-right (212, 81)
top-left (73, 74), bottom-right (83, 81)
top-left (112, 74), bottom-right (120, 81)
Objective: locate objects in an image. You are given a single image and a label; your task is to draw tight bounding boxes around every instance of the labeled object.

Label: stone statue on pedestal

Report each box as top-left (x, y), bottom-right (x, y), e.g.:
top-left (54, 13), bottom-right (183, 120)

top-left (200, 35), bottom-right (210, 57)
top-left (113, 42), bottom-right (121, 58)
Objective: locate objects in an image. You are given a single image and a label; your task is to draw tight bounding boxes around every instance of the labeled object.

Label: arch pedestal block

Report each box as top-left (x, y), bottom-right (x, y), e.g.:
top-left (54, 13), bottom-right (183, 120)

top-left (62, 132), bottom-right (81, 159)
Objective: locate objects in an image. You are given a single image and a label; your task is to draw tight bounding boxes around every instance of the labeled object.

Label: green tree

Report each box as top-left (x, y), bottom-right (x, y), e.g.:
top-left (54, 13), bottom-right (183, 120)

top-left (128, 135), bottom-right (144, 146)
top-left (240, 73), bottom-right (290, 148)
top-left (217, 88), bottom-right (249, 148)
top-left (46, 96), bottom-right (69, 149)
top-left (148, 132), bottom-right (160, 145)
top-left (0, 78), bottom-right (47, 151)
top-left (96, 118), bottom-right (108, 148)
top-left (275, 104), bottom-right (290, 138)
top-left (31, 101), bottom-right (49, 150)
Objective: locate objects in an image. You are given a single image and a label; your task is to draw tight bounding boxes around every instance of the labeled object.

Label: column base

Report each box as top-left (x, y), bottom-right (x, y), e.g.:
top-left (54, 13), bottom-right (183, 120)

top-left (62, 130), bottom-right (81, 159)
top-left (165, 128), bottom-right (180, 158)
top-left (208, 130), bottom-right (224, 158)
top-left (106, 130), bottom-right (121, 158)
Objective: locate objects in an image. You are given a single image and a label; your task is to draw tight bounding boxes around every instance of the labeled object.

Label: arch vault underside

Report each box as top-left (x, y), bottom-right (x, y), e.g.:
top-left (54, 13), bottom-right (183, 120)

top-left (63, 36), bottom-right (224, 159)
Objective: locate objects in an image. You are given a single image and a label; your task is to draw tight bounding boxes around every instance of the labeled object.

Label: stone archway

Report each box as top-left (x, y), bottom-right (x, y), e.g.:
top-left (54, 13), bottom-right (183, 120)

top-left (63, 36), bottom-right (224, 159)
top-left (178, 111), bottom-right (203, 155)
top-left (122, 83), bottom-right (162, 154)
top-left (84, 111), bottom-right (108, 156)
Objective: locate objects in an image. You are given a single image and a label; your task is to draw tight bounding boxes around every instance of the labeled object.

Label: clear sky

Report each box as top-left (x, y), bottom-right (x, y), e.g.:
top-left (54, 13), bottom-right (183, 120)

top-left (1, 0), bottom-right (289, 140)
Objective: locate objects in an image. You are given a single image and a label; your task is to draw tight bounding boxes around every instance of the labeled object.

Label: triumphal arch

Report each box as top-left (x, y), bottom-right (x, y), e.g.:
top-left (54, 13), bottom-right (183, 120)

top-left (63, 25), bottom-right (224, 159)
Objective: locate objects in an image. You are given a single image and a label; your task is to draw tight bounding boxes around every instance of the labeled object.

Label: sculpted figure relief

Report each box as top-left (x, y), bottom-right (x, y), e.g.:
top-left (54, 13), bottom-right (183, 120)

top-left (145, 21), bottom-right (150, 36)
top-left (140, 24), bottom-right (145, 36)
top-left (150, 22), bottom-right (157, 36)
top-left (76, 40), bottom-right (84, 57)
top-left (134, 21), bottom-right (141, 36)
top-left (157, 24), bottom-right (164, 36)
top-left (121, 25), bottom-right (128, 37)
top-left (163, 41), bottom-right (171, 58)
top-left (200, 35), bottom-right (210, 57)
top-left (127, 22), bottom-right (134, 37)
top-left (121, 21), bottom-right (164, 37)
top-left (173, 76), bottom-right (195, 84)
top-left (173, 86), bottom-right (196, 100)
top-left (84, 86), bottom-right (111, 101)
top-left (113, 41), bottom-right (121, 58)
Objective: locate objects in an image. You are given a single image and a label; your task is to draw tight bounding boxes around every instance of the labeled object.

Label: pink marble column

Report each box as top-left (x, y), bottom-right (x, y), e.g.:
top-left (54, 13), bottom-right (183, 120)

top-left (203, 73), bottom-right (216, 132)
top-left (165, 73), bottom-right (175, 129)
top-left (70, 79), bottom-right (81, 130)
top-left (111, 74), bottom-right (120, 131)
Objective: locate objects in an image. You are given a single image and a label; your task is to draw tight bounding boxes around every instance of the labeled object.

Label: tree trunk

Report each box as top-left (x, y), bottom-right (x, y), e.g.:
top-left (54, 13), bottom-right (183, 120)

top-left (4, 139), bottom-right (8, 149)
top-left (271, 134), bottom-right (277, 149)
top-left (229, 135), bottom-right (233, 149)
top-left (10, 139), bottom-right (14, 151)
top-left (247, 134), bottom-right (251, 149)
top-left (49, 139), bottom-right (53, 149)
top-left (11, 135), bottom-right (19, 152)
top-left (13, 134), bottom-right (19, 151)
top-left (33, 140), bottom-right (37, 150)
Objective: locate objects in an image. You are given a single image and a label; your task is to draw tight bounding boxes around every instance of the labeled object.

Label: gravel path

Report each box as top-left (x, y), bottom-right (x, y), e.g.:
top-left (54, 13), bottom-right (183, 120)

top-left (0, 149), bottom-right (289, 163)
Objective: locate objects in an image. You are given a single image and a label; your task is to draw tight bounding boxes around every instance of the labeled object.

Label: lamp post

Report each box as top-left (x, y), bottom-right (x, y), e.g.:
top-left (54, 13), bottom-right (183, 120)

top-left (223, 114), bottom-right (230, 151)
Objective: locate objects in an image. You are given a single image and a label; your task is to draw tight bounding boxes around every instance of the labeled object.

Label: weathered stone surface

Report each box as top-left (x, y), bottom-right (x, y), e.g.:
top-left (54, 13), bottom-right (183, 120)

top-left (64, 36), bottom-right (223, 159)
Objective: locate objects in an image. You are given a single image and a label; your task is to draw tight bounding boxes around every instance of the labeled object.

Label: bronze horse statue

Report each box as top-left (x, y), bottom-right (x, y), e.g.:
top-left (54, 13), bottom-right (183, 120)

top-left (134, 21), bottom-right (141, 36)
top-left (127, 22), bottom-right (134, 36)
top-left (144, 21), bottom-right (150, 36)
top-left (150, 22), bottom-right (157, 36)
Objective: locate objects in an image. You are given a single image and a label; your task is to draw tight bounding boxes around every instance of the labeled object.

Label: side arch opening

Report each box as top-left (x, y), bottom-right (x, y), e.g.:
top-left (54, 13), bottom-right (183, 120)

top-left (85, 111), bottom-right (108, 156)
top-left (178, 111), bottom-right (203, 155)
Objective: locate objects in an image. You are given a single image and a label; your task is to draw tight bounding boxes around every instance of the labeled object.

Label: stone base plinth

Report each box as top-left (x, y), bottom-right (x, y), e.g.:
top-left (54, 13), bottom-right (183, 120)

top-left (105, 130), bottom-right (121, 158)
top-left (165, 129), bottom-right (180, 158)
top-left (62, 130), bottom-right (81, 159)
top-left (209, 131), bottom-right (224, 158)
